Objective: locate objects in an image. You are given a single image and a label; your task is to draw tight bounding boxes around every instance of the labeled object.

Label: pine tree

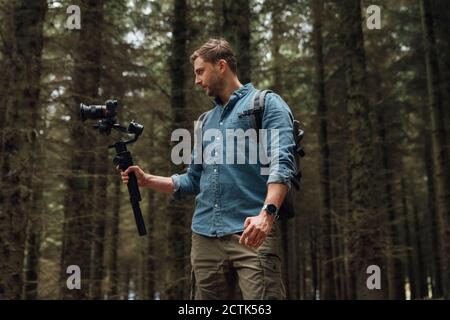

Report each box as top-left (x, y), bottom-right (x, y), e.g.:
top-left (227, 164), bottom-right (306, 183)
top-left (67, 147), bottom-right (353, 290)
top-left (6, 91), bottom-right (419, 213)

top-left (222, 0), bottom-right (251, 84)
top-left (312, 0), bottom-right (335, 300)
top-left (420, 0), bottom-right (450, 299)
top-left (60, 0), bottom-right (104, 299)
top-left (338, 0), bottom-right (387, 299)
top-left (0, 0), bottom-right (47, 299)
top-left (166, 0), bottom-right (189, 300)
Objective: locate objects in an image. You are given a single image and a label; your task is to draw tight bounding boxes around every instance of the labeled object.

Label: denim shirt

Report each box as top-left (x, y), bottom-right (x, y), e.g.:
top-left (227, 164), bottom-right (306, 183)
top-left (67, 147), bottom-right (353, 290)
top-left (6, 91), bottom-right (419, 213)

top-left (171, 83), bottom-right (296, 237)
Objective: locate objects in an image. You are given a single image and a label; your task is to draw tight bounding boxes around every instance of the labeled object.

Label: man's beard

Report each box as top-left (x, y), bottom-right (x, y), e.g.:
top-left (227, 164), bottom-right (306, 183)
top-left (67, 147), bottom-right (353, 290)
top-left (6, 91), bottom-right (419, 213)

top-left (206, 74), bottom-right (224, 98)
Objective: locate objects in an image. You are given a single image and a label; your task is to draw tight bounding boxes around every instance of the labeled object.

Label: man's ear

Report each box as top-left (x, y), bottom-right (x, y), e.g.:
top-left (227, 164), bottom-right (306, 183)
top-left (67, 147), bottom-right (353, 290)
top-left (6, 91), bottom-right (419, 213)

top-left (217, 59), bottom-right (227, 73)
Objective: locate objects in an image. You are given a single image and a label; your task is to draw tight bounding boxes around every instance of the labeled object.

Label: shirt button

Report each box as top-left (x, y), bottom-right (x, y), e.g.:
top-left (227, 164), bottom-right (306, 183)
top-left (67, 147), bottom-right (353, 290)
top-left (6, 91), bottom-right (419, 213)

top-left (214, 204), bottom-right (218, 208)
top-left (214, 169), bottom-right (217, 173)
top-left (219, 122), bottom-right (223, 126)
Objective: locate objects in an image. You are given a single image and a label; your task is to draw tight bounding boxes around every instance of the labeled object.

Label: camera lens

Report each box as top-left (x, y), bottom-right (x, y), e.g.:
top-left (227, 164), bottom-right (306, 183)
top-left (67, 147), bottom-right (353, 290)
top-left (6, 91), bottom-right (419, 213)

top-left (80, 103), bottom-right (106, 121)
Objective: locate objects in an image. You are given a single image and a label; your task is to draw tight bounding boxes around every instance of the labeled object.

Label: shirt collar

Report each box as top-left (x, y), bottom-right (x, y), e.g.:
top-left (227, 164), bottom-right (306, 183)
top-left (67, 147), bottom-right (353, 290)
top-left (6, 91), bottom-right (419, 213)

top-left (213, 83), bottom-right (255, 107)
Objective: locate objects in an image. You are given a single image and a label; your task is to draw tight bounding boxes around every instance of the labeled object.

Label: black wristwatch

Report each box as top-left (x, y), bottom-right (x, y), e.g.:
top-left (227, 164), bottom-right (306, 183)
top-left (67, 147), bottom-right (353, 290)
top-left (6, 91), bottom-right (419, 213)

top-left (262, 203), bottom-right (280, 221)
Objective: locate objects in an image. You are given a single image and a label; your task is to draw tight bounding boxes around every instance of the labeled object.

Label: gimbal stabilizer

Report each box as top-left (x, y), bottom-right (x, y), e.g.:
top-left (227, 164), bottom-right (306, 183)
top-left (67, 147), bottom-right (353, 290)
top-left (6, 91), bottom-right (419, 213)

top-left (80, 100), bottom-right (147, 236)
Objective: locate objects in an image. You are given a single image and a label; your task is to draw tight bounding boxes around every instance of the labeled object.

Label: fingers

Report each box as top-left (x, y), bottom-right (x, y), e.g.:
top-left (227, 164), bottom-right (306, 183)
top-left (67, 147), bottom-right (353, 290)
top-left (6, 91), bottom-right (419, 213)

top-left (240, 224), bottom-right (264, 249)
top-left (253, 233), bottom-right (267, 249)
top-left (121, 171), bottom-right (129, 184)
top-left (239, 218), bottom-right (268, 249)
top-left (239, 224), bottom-right (254, 245)
top-left (117, 165), bottom-right (127, 184)
top-left (246, 227), bottom-right (260, 247)
top-left (118, 165), bottom-right (142, 185)
top-left (243, 217), bottom-right (251, 229)
top-left (124, 166), bottom-right (135, 175)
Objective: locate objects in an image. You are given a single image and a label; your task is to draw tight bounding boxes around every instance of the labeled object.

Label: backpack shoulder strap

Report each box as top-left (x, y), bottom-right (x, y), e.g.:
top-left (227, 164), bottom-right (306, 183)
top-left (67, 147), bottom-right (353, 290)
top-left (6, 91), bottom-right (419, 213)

top-left (250, 89), bottom-right (272, 131)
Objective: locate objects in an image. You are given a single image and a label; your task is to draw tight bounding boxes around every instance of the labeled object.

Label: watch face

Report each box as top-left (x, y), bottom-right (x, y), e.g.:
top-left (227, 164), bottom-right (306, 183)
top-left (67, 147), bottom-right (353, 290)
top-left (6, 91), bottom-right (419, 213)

top-left (267, 204), bottom-right (277, 214)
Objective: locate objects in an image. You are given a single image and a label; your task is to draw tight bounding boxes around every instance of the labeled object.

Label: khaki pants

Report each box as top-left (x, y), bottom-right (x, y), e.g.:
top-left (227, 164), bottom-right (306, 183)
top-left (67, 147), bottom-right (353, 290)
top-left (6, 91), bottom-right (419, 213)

top-left (190, 225), bottom-right (286, 300)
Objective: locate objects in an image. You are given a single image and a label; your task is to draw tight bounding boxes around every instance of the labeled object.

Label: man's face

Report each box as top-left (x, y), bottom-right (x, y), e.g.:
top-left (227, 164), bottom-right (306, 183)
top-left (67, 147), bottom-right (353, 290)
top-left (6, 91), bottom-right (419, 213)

top-left (193, 57), bottom-right (225, 97)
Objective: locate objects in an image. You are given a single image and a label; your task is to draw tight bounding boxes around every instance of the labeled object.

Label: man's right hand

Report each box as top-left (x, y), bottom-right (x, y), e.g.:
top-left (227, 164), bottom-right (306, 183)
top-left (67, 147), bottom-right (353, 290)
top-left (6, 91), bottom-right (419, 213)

top-left (117, 165), bottom-right (149, 187)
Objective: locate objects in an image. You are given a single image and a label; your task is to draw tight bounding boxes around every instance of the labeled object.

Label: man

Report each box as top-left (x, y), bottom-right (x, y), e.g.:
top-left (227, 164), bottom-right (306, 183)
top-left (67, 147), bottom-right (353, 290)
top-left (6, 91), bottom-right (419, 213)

top-left (118, 38), bottom-right (296, 299)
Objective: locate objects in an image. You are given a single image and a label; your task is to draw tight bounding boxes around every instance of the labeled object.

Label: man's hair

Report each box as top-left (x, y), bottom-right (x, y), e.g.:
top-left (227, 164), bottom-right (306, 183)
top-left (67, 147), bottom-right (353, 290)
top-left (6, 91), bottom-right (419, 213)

top-left (190, 38), bottom-right (237, 74)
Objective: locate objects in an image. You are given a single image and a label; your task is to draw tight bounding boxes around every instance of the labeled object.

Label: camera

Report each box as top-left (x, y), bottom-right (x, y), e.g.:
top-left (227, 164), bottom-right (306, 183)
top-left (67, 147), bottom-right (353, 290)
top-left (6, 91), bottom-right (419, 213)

top-left (79, 100), bottom-right (143, 137)
top-left (80, 99), bottom-right (118, 122)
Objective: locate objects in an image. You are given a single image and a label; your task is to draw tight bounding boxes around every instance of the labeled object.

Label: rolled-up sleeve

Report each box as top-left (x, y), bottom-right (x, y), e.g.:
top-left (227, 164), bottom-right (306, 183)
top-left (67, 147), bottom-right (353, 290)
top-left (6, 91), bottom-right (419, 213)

top-left (171, 148), bottom-right (203, 201)
top-left (262, 93), bottom-right (296, 189)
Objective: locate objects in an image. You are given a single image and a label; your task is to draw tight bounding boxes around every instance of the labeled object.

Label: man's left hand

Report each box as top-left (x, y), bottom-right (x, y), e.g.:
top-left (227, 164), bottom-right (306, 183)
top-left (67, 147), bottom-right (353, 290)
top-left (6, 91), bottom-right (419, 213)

top-left (239, 210), bottom-right (275, 249)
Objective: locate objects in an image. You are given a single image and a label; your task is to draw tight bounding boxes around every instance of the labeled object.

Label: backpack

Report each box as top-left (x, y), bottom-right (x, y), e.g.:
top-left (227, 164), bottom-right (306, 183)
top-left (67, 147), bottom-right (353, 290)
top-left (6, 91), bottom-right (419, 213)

top-left (239, 90), bottom-right (305, 220)
top-left (196, 90), bottom-right (305, 220)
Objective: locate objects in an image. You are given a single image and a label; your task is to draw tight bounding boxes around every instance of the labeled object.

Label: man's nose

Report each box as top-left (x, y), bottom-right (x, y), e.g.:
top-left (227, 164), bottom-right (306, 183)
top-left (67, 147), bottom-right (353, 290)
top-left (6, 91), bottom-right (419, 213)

top-left (195, 77), bottom-right (202, 86)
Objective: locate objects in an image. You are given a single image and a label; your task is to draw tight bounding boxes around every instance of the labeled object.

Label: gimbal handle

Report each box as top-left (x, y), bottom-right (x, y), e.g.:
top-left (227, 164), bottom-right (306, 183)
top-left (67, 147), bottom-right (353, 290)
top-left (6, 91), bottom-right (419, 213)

top-left (111, 141), bottom-right (147, 236)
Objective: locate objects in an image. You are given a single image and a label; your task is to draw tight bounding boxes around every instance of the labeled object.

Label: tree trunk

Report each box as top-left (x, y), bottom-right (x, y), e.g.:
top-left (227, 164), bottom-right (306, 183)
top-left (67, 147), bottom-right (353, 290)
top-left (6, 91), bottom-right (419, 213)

top-left (299, 228), bottom-right (307, 299)
top-left (332, 222), bottom-right (343, 299)
top-left (23, 211), bottom-right (42, 300)
top-left (23, 145), bottom-right (45, 300)
top-left (212, 0), bottom-right (223, 37)
top-left (270, 0), bottom-right (284, 94)
top-left (23, 65), bottom-right (47, 300)
top-left (401, 178), bottom-right (416, 299)
top-left (104, 65), bottom-right (126, 301)
top-left (420, 0), bottom-right (450, 299)
top-left (108, 177), bottom-right (121, 299)
top-left (222, 0), bottom-right (251, 84)
top-left (383, 146), bottom-right (405, 300)
top-left (344, 156), bottom-right (356, 299)
top-left (268, 0), bottom-right (295, 299)
top-left (293, 215), bottom-right (302, 299)
top-left (0, 1), bottom-right (15, 179)
top-left (312, 0), bottom-right (335, 300)
top-left (410, 188), bottom-right (428, 299)
top-left (373, 72), bottom-right (405, 299)
top-left (279, 220), bottom-right (290, 298)
top-left (144, 116), bottom-right (157, 300)
top-left (431, 0), bottom-right (450, 149)
top-left (309, 226), bottom-right (319, 299)
top-left (146, 189), bottom-right (157, 300)
top-left (339, 0), bottom-right (387, 299)
top-left (89, 79), bottom-right (117, 300)
top-left (60, 0), bottom-right (104, 299)
top-left (421, 101), bottom-right (442, 297)
top-left (90, 151), bottom-right (108, 299)
top-left (0, 0), bottom-right (47, 299)
top-left (121, 266), bottom-right (131, 300)
top-left (166, 0), bottom-right (188, 300)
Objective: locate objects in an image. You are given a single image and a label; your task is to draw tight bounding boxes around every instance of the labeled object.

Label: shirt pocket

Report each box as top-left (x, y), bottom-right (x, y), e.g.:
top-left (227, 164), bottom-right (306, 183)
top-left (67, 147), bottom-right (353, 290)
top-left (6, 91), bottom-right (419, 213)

top-left (225, 115), bottom-right (252, 130)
